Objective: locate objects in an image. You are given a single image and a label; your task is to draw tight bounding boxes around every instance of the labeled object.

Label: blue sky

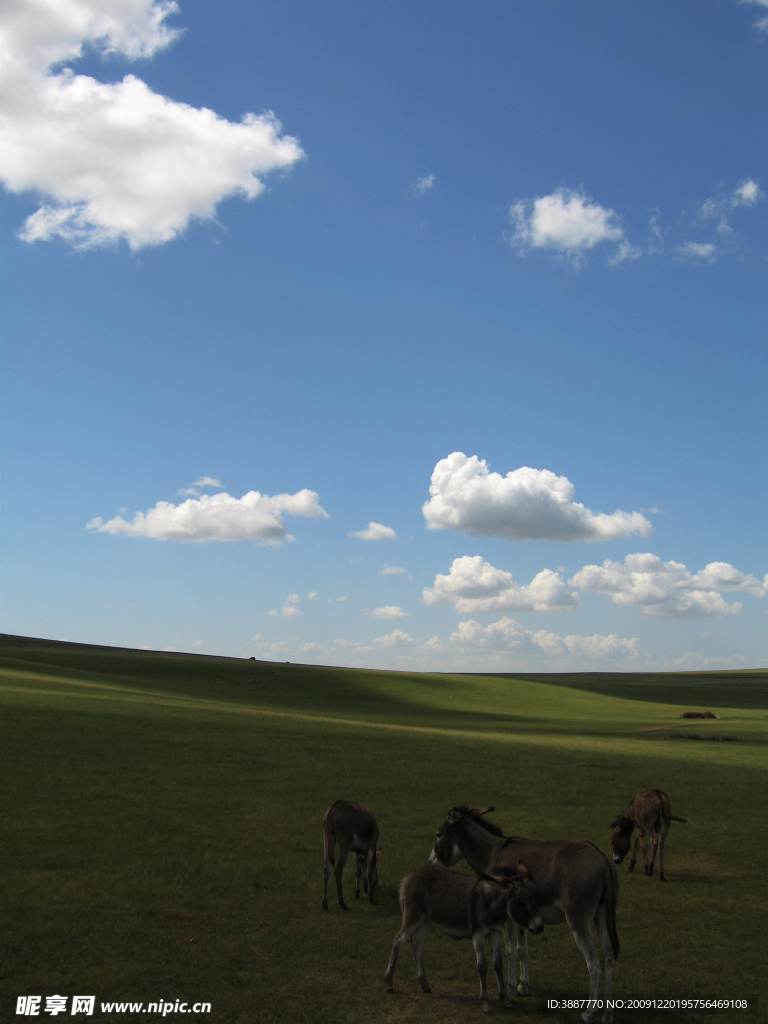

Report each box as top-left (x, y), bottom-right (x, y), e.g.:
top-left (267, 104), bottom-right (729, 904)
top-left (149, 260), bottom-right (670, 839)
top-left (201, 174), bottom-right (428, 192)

top-left (2, 0), bottom-right (766, 671)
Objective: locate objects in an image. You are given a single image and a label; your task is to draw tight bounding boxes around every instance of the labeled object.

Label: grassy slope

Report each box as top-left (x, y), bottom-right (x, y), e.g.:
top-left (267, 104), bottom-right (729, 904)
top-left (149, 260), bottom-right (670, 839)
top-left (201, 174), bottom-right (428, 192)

top-left (1, 635), bottom-right (766, 1023)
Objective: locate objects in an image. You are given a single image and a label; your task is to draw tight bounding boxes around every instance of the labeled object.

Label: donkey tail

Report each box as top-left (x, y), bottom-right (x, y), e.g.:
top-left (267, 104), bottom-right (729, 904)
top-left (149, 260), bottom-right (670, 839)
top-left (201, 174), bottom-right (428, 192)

top-left (670, 815), bottom-right (687, 823)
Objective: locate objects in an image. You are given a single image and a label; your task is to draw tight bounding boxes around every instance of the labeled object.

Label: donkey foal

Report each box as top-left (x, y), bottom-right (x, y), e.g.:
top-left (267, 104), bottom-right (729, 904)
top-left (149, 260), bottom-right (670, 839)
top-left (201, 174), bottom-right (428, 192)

top-left (322, 800), bottom-right (381, 909)
top-left (609, 789), bottom-right (686, 882)
top-left (384, 862), bottom-right (542, 1015)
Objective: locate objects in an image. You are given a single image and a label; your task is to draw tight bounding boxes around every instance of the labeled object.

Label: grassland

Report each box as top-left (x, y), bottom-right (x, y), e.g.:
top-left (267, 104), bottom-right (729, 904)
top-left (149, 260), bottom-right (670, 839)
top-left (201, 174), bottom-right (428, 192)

top-left (1, 635), bottom-right (765, 1024)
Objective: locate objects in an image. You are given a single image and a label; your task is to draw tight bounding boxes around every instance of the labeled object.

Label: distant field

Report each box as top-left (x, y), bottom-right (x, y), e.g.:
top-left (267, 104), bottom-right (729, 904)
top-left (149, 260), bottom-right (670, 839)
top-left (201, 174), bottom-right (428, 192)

top-left (1, 634), bottom-right (765, 1024)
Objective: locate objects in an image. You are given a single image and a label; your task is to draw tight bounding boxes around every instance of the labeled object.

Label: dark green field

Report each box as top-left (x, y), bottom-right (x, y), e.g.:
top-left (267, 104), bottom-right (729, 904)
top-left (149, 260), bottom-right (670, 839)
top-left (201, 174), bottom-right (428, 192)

top-left (1, 635), bottom-right (765, 1024)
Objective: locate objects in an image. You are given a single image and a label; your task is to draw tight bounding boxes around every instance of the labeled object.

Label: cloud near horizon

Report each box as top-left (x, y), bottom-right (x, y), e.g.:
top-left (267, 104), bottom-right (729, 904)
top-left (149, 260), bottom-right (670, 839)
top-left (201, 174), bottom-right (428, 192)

top-left (423, 555), bottom-right (578, 613)
top-left (87, 488), bottom-right (328, 542)
top-left (0, 0), bottom-right (304, 249)
top-left (422, 453), bottom-right (653, 542)
top-left (449, 617), bottom-right (640, 660)
top-left (363, 606), bottom-right (409, 620)
top-left (570, 554), bottom-right (767, 618)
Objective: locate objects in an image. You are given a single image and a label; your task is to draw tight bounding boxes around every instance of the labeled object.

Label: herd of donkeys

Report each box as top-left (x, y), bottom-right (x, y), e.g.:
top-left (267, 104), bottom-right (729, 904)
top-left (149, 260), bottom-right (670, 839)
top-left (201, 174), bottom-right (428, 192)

top-left (321, 790), bottom-right (687, 1021)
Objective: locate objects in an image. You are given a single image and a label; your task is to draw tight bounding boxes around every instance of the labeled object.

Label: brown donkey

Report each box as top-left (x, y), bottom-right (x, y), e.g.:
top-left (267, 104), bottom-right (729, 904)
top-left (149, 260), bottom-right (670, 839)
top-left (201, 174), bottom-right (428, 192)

top-left (384, 862), bottom-right (543, 1016)
top-left (322, 800), bottom-right (381, 910)
top-left (609, 789), bottom-right (686, 881)
top-left (430, 807), bottom-right (619, 1024)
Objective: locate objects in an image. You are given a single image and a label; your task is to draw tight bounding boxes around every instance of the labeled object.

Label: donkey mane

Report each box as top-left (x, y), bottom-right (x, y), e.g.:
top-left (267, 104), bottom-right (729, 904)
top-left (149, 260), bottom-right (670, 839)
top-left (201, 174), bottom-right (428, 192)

top-left (454, 806), bottom-right (505, 838)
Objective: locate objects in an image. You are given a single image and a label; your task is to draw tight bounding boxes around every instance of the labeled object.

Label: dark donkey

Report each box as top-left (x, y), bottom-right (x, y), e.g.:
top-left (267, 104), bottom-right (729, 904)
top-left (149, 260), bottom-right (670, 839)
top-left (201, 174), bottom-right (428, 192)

top-left (384, 862), bottom-right (543, 1016)
top-left (322, 800), bottom-right (381, 910)
top-left (430, 807), bottom-right (619, 1024)
top-left (609, 789), bottom-right (686, 882)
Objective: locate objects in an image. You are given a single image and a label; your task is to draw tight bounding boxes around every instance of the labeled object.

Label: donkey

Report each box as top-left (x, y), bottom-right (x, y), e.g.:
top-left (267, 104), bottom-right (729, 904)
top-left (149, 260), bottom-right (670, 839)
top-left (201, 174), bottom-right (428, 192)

top-left (322, 800), bottom-right (381, 910)
top-left (609, 789), bottom-right (686, 882)
top-left (384, 861), bottom-right (543, 1016)
top-left (430, 807), bottom-right (619, 1024)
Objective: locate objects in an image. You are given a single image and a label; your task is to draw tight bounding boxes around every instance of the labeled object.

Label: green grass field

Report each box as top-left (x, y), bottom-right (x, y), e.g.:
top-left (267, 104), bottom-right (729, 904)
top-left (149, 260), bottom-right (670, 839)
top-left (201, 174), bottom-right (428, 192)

top-left (1, 634), bottom-right (765, 1024)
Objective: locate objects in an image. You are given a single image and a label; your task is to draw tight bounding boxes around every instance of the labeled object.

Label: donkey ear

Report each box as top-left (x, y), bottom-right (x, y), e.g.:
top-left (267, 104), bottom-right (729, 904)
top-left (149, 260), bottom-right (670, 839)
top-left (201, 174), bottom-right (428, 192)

top-left (482, 872), bottom-right (510, 889)
top-left (609, 817), bottom-right (622, 829)
top-left (447, 807), bottom-right (463, 823)
top-left (471, 806), bottom-right (495, 818)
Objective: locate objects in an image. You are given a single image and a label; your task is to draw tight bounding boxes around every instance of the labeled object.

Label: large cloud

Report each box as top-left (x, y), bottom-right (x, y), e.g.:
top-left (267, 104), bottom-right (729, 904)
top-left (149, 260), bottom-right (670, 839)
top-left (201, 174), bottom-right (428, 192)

top-left (570, 554), bottom-right (766, 618)
top-left (422, 453), bottom-right (652, 542)
top-left (423, 555), bottom-right (578, 613)
top-left (0, 0), bottom-right (304, 249)
top-left (450, 617), bottom-right (639, 660)
top-left (87, 488), bottom-right (328, 543)
top-left (510, 187), bottom-right (624, 259)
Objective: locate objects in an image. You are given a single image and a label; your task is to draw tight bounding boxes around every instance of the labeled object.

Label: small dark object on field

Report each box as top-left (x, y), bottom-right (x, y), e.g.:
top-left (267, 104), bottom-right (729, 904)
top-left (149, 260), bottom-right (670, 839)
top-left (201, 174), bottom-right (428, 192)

top-left (609, 789), bottom-right (686, 882)
top-left (384, 861), bottom-right (543, 1016)
top-left (248, 657), bottom-right (255, 660)
top-left (322, 800), bottom-right (381, 910)
top-left (680, 711), bottom-right (717, 719)
top-left (429, 806), bottom-right (619, 1022)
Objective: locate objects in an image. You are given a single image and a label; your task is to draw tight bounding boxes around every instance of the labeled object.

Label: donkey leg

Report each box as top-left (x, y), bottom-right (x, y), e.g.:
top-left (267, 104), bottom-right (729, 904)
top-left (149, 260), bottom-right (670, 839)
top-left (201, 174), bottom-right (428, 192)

top-left (334, 847), bottom-right (349, 909)
top-left (639, 832), bottom-right (650, 874)
top-left (595, 904), bottom-right (615, 1024)
top-left (384, 926), bottom-right (412, 993)
top-left (472, 932), bottom-right (493, 1015)
top-left (366, 847), bottom-right (377, 904)
top-left (647, 833), bottom-right (658, 877)
top-left (502, 920), bottom-right (518, 1006)
top-left (411, 922), bottom-right (433, 994)
top-left (628, 833), bottom-right (641, 873)
top-left (569, 919), bottom-right (602, 1022)
top-left (489, 928), bottom-right (505, 1002)
top-left (515, 924), bottom-right (531, 996)
top-left (322, 843), bottom-right (334, 909)
top-left (353, 853), bottom-right (363, 899)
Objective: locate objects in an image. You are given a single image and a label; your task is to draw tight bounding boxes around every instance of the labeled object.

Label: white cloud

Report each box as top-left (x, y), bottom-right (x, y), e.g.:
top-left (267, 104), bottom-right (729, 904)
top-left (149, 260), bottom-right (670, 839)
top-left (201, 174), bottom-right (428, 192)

top-left (742, 0), bottom-right (768, 31)
top-left (363, 606), bottom-right (409, 620)
top-left (193, 476), bottom-right (223, 489)
top-left (335, 595), bottom-right (348, 602)
top-left (569, 554), bottom-right (766, 618)
top-left (608, 239), bottom-right (642, 266)
top-left (450, 617), bottom-right (639, 660)
top-left (381, 564), bottom-right (408, 575)
top-left (307, 591), bottom-right (318, 601)
top-left (674, 241), bottom-right (718, 262)
top-left (422, 452), bottom-right (652, 542)
top-left (0, 0), bottom-right (304, 249)
top-left (349, 522), bottom-right (397, 540)
top-left (373, 629), bottom-right (415, 647)
top-left (732, 178), bottom-right (762, 206)
top-left (510, 187), bottom-right (625, 259)
top-left (87, 488), bottom-right (328, 543)
top-left (192, 639), bottom-right (204, 647)
top-left (666, 651), bottom-right (751, 671)
top-left (415, 174), bottom-right (434, 193)
top-left (423, 555), bottom-right (578, 613)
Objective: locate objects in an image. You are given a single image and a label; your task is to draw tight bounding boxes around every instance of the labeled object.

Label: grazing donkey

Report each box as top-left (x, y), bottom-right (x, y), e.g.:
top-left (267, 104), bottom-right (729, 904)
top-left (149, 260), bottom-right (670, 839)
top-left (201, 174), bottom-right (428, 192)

top-left (430, 807), bottom-right (619, 1024)
top-left (609, 789), bottom-right (686, 882)
top-left (322, 800), bottom-right (381, 910)
top-left (384, 862), bottom-right (543, 1016)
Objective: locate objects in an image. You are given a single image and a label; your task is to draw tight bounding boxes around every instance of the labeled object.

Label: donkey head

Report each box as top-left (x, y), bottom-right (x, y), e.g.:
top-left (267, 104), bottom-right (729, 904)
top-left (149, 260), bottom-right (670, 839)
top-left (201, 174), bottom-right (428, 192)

top-left (429, 806), bottom-right (496, 867)
top-left (609, 814), bottom-right (635, 863)
top-left (485, 861), bottom-right (544, 934)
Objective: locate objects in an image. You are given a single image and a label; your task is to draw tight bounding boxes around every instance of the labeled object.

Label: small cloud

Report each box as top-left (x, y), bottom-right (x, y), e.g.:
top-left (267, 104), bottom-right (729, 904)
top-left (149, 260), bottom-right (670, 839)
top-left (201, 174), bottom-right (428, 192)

top-left (307, 591), bottom-right (319, 600)
top-left (415, 174), bottom-right (435, 194)
top-left (381, 564), bottom-right (413, 579)
top-left (163, 646), bottom-right (177, 652)
top-left (193, 476), bottom-right (223, 489)
top-left (336, 595), bottom-right (348, 602)
top-left (192, 640), bottom-right (204, 647)
top-left (674, 241), bottom-right (718, 263)
top-left (373, 629), bottom-right (415, 647)
top-left (139, 645), bottom-right (152, 651)
top-left (177, 487), bottom-right (199, 496)
top-left (742, 1), bottom-right (768, 32)
top-left (732, 178), bottom-right (762, 207)
top-left (363, 606), bottom-right (409, 620)
top-left (270, 595), bottom-right (302, 618)
top-left (608, 239), bottom-right (642, 266)
top-left (349, 522), bottom-right (397, 540)
top-left (510, 187), bottom-right (624, 261)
